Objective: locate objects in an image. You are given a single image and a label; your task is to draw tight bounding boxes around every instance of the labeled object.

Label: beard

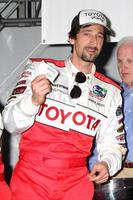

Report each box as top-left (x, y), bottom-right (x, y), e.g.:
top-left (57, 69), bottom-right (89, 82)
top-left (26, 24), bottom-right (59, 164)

top-left (81, 47), bottom-right (100, 63)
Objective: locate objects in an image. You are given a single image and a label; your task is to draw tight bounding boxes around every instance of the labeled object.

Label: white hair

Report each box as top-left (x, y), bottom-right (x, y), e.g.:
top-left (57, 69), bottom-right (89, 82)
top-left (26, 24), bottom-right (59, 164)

top-left (116, 36), bottom-right (133, 50)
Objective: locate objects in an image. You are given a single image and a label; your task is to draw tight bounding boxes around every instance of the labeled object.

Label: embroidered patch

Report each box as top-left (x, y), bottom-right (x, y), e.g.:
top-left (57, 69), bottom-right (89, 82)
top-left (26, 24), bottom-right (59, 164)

top-left (89, 85), bottom-right (107, 100)
top-left (116, 134), bottom-right (125, 142)
top-left (16, 80), bottom-right (26, 86)
top-left (12, 86), bottom-right (27, 95)
top-left (21, 70), bottom-right (31, 78)
top-left (116, 106), bottom-right (122, 116)
top-left (117, 125), bottom-right (124, 133)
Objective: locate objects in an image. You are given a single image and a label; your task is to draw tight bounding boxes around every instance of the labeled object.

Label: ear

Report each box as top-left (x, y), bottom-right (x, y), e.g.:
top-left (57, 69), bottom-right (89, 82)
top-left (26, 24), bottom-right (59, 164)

top-left (68, 37), bottom-right (75, 45)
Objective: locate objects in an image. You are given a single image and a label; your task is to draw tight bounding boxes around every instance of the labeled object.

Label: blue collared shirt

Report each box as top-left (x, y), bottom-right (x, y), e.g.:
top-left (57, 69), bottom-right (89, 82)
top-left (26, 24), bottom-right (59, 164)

top-left (122, 82), bottom-right (133, 161)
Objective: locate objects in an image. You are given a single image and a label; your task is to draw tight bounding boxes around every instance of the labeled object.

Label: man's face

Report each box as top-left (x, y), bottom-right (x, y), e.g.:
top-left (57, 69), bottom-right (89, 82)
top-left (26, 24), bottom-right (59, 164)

top-left (69, 24), bottom-right (105, 63)
top-left (117, 43), bottom-right (133, 87)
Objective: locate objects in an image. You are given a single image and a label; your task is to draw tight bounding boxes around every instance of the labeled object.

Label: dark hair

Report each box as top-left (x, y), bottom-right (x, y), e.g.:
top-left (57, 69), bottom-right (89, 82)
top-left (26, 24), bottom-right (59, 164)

top-left (69, 26), bottom-right (80, 39)
top-left (68, 14), bottom-right (80, 39)
top-left (69, 25), bottom-right (108, 42)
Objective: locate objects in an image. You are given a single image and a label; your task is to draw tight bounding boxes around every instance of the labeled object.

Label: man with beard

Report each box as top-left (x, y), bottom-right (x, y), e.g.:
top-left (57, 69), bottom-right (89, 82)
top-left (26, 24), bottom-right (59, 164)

top-left (3, 9), bottom-right (126, 200)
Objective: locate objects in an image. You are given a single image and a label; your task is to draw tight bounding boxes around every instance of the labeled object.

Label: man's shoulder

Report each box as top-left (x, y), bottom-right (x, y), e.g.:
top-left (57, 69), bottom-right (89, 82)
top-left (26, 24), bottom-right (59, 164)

top-left (29, 58), bottom-right (65, 68)
top-left (95, 72), bottom-right (121, 91)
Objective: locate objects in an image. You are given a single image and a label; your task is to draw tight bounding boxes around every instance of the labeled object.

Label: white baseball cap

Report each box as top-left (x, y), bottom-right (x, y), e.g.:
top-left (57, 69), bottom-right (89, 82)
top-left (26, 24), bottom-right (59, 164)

top-left (70, 9), bottom-right (114, 36)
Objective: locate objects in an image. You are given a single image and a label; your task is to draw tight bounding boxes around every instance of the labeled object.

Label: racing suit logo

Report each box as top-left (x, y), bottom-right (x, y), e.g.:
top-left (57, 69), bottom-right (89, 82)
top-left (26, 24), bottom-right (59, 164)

top-left (84, 11), bottom-right (105, 22)
top-left (36, 98), bottom-right (106, 136)
top-left (89, 85), bottom-right (107, 100)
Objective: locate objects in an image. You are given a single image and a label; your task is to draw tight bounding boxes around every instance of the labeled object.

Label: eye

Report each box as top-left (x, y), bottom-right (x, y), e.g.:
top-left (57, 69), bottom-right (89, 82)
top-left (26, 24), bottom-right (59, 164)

top-left (82, 31), bottom-right (90, 36)
top-left (127, 59), bottom-right (133, 64)
top-left (97, 34), bottom-right (104, 40)
top-left (117, 59), bottom-right (122, 64)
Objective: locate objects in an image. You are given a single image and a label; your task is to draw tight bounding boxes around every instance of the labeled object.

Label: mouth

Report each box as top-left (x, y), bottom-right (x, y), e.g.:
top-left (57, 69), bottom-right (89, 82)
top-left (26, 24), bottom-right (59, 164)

top-left (85, 48), bottom-right (98, 57)
top-left (121, 73), bottom-right (129, 77)
top-left (86, 47), bottom-right (97, 53)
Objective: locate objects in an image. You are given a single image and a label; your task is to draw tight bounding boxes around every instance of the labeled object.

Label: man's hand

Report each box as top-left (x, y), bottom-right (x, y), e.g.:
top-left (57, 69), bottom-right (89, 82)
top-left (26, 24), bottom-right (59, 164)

top-left (31, 75), bottom-right (52, 106)
top-left (89, 161), bottom-right (110, 184)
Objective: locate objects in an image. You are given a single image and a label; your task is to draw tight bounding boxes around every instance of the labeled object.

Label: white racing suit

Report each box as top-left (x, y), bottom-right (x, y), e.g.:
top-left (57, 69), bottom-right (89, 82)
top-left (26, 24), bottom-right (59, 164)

top-left (3, 58), bottom-right (126, 200)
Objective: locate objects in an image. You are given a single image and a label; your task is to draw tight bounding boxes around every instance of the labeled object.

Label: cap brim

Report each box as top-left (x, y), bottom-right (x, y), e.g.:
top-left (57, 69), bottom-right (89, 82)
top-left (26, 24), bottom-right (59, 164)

top-left (81, 23), bottom-right (115, 36)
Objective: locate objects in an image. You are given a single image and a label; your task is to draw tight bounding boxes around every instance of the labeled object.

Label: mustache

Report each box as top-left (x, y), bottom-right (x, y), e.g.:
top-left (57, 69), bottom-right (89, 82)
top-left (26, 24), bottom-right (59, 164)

top-left (85, 46), bottom-right (98, 51)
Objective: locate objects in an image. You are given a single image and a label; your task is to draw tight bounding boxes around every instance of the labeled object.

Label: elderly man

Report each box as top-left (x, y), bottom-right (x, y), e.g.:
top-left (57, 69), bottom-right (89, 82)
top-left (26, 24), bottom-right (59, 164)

top-left (115, 36), bottom-right (133, 178)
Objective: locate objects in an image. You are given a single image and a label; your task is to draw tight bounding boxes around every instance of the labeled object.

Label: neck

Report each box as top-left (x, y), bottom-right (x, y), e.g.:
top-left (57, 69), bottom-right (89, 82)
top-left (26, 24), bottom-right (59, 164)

top-left (70, 56), bottom-right (93, 74)
top-left (124, 81), bottom-right (133, 89)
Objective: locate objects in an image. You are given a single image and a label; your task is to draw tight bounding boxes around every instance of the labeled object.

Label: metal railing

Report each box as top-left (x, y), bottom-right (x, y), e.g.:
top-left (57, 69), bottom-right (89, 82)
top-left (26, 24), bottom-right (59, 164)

top-left (0, 0), bottom-right (41, 31)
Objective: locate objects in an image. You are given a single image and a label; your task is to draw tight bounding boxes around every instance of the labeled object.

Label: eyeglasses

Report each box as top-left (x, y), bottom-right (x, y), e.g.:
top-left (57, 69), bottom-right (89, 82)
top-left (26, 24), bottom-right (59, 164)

top-left (70, 72), bottom-right (86, 98)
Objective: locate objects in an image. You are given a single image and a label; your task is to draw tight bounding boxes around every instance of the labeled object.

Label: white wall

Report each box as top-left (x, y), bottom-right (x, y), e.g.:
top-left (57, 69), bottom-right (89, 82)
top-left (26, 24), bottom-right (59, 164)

top-left (42, 0), bottom-right (133, 44)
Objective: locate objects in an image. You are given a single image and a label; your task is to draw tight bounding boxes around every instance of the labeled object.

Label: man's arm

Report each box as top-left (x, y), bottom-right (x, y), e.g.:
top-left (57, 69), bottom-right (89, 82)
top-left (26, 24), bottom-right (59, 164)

top-left (2, 60), bottom-right (51, 134)
top-left (90, 92), bottom-right (127, 183)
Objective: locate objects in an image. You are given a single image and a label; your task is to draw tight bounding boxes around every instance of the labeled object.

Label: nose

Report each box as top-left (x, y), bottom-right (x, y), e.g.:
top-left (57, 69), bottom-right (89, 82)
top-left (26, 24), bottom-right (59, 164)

top-left (119, 62), bottom-right (127, 71)
top-left (89, 35), bottom-right (97, 46)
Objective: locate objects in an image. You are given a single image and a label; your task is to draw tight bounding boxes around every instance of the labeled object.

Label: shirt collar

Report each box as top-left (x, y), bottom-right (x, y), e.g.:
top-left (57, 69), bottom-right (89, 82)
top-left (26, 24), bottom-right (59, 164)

top-left (65, 57), bottom-right (96, 79)
top-left (121, 82), bottom-right (133, 96)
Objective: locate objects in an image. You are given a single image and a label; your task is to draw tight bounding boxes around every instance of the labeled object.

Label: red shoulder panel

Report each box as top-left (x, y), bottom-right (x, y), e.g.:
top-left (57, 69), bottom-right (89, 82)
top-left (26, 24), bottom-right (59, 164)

top-left (30, 58), bottom-right (65, 68)
top-left (95, 72), bottom-right (121, 90)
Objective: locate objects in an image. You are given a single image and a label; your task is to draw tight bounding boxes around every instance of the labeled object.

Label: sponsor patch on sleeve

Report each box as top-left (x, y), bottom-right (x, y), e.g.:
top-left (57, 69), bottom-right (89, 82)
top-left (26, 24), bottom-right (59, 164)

top-left (21, 70), bottom-right (32, 78)
top-left (16, 80), bottom-right (26, 86)
top-left (116, 133), bottom-right (125, 142)
top-left (12, 86), bottom-right (27, 95)
top-left (116, 106), bottom-right (122, 116)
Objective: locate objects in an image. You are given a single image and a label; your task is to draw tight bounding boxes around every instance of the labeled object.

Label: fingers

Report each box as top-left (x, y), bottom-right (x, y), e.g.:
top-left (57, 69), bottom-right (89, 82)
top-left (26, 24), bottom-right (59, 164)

top-left (88, 161), bottom-right (109, 184)
top-left (31, 75), bottom-right (52, 106)
top-left (89, 171), bottom-right (109, 184)
top-left (32, 75), bottom-right (50, 93)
